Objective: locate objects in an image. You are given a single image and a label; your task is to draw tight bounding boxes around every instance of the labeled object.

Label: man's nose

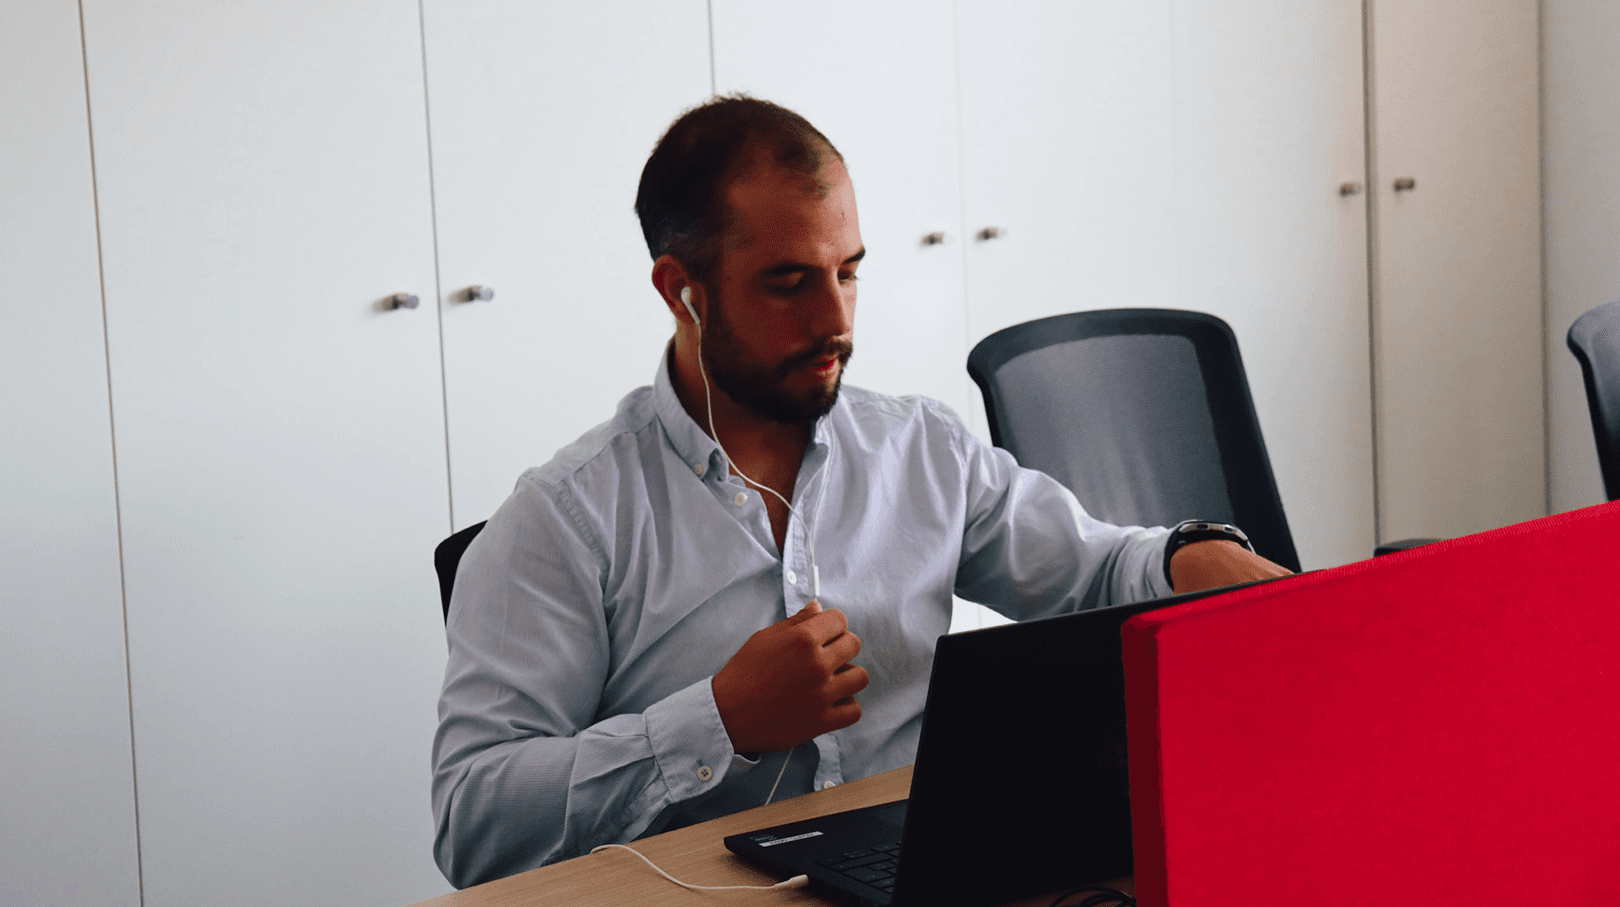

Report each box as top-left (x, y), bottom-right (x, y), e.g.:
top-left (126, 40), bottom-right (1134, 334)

top-left (810, 277), bottom-right (855, 338)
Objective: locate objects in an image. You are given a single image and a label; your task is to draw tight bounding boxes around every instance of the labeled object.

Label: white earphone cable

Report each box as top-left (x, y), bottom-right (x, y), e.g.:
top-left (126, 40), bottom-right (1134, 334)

top-left (693, 311), bottom-right (835, 599)
top-left (686, 290), bottom-right (835, 808)
top-left (590, 843), bottom-right (808, 892)
top-left (763, 746), bottom-right (794, 805)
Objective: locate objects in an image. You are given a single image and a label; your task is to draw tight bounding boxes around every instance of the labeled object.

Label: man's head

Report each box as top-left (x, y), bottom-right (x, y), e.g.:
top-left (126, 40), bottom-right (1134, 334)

top-left (635, 95), bottom-right (843, 286)
top-left (640, 96), bottom-right (863, 425)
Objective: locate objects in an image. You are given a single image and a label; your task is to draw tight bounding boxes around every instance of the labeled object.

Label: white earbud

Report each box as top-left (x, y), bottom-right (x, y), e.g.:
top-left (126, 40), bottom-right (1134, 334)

top-left (679, 286), bottom-right (700, 326)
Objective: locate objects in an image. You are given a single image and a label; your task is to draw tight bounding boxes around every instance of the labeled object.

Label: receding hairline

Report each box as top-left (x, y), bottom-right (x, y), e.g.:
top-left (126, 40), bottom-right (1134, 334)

top-left (633, 94), bottom-right (848, 281)
top-left (716, 154), bottom-right (854, 255)
top-left (725, 135), bottom-right (843, 199)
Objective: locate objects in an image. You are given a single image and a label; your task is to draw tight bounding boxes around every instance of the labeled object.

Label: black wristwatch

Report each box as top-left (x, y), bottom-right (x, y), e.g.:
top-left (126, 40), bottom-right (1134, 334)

top-left (1163, 519), bottom-right (1255, 587)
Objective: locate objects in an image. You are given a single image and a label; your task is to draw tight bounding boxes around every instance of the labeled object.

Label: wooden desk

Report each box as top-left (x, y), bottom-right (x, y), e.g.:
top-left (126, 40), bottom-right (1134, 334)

top-left (406, 766), bottom-right (1132, 907)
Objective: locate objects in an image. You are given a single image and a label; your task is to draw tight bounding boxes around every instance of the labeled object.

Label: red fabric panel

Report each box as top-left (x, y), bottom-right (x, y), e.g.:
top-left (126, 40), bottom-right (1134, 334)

top-left (1124, 502), bottom-right (1620, 907)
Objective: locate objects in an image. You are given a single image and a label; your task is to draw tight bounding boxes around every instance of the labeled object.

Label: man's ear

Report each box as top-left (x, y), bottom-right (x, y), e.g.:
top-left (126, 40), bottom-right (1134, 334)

top-left (651, 255), bottom-right (700, 325)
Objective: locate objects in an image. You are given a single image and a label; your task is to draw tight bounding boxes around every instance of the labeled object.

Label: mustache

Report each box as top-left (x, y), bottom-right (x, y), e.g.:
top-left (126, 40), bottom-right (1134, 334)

top-left (780, 338), bottom-right (855, 373)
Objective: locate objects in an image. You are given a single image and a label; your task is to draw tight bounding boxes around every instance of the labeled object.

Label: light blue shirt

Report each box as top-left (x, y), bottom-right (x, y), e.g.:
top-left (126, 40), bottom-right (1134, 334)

top-left (431, 355), bottom-right (1172, 888)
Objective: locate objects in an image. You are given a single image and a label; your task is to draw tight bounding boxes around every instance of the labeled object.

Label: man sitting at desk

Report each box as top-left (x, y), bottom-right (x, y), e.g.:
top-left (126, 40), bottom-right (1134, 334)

top-left (431, 95), bottom-right (1288, 888)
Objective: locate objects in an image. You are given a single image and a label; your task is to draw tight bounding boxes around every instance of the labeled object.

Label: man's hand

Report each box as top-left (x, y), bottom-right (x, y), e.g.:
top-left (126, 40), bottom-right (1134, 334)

top-left (1169, 539), bottom-right (1293, 594)
top-left (711, 600), bottom-right (869, 754)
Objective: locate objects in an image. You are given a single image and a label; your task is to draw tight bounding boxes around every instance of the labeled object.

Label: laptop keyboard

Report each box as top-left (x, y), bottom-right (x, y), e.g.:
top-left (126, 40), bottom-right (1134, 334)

top-left (817, 841), bottom-right (903, 893)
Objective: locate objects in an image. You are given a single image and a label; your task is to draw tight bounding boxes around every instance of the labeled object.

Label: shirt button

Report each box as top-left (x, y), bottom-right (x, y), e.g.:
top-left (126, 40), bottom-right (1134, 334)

top-left (822, 780), bottom-right (838, 790)
top-left (693, 462), bottom-right (706, 476)
top-left (697, 765), bottom-right (713, 782)
top-left (733, 491), bottom-right (748, 507)
top-left (785, 569), bottom-right (798, 585)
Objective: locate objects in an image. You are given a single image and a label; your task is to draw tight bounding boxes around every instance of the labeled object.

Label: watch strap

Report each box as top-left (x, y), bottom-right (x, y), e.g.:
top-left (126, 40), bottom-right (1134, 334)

top-left (1163, 520), bottom-right (1255, 587)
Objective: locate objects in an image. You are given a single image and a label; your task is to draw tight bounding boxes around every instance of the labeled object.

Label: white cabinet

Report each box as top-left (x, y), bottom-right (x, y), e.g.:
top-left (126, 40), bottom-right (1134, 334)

top-left (1542, 0), bottom-right (1620, 514)
top-left (1369, 0), bottom-right (1545, 541)
top-left (1, 4), bottom-right (140, 905)
top-left (718, 1), bottom-right (1377, 571)
top-left (16, 4), bottom-right (1560, 903)
top-left (1165, 1), bottom-right (1376, 569)
top-left (424, 0), bottom-right (713, 527)
top-left (712, 0), bottom-right (978, 421)
top-left (957, 1), bottom-right (1179, 339)
top-left (82, 2), bottom-right (452, 904)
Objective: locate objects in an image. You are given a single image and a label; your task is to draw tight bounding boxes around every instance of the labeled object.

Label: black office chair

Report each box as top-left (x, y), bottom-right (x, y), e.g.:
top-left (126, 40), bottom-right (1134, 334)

top-left (968, 309), bottom-right (1303, 571)
top-left (1567, 298), bottom-right (1620, 501)
top-left (434, 521), bottom-right (487, 623)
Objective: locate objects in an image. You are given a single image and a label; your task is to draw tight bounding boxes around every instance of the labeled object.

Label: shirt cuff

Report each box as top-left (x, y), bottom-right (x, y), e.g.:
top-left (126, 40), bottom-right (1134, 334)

top-left (644, 676), bottom-right (736, 802)
top-left (1149, 527), bottom-right (1177, 598)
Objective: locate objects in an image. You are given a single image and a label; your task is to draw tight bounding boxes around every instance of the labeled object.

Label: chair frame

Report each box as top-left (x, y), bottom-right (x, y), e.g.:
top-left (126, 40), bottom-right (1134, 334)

top-left (1567, 299), bottom-right (1620, 501)
top-left (434, 520), bottom-right (487, 622)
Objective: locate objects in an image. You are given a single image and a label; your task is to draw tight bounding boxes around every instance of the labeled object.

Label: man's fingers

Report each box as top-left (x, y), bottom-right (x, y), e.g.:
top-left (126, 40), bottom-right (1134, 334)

top-left (825, 696), bottom-right (863, 731)
top-left (784, 599), bottom-right (824, 625)
top-left (828, 664), bottom-right (869, 700)
top-left (796, 606), bottom-right (849, 643)
top-left (822, 627), bottom-right (862, 665)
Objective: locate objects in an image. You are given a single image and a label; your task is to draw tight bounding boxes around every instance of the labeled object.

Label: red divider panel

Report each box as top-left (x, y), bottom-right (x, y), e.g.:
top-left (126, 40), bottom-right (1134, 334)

top-left (1124, 502), bottom-right (1620, 907)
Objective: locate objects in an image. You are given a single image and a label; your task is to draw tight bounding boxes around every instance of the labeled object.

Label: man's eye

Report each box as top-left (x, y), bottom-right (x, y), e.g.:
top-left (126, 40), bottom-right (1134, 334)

top-left (765, 280), bottom-right (802, 295)
top-left (839, 273), bottom-right (859, 285)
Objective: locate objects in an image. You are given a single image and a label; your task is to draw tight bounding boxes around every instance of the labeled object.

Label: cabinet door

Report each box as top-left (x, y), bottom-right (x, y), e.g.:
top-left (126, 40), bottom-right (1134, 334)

top-left (1, 3), bottom-right (140, 904)
top-left (712, 0), bottom-right (975, 420)
top-left (1370, 0), bottom-right (1545, 541)
top-left (425, 0), bottom-right (713, 527)
top-left (962, 1), bottom-right (1374, 570)
top-left (959, 0), bottom-right (1179, 367)
top-left (1544, 2), bottom-right (1620, 513)
top-left (1169, 0), bottom-right (1375, 569)
top-left (82, 2), bottom-right (451, 905)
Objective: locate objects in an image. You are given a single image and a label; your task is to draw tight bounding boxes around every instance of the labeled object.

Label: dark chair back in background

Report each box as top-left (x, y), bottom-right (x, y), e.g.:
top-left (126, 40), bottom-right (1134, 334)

top-left (968, 308), bottom-right (1301, 573)
top-left (434, 521), bottom-right (487, 623)
top-left (1567, 299), bottom-right (1620, 502)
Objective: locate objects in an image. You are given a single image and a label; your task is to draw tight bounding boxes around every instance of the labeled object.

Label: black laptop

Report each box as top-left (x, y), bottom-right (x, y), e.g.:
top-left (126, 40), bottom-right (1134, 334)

top-left (724, 588), bottom-right (1240, 907)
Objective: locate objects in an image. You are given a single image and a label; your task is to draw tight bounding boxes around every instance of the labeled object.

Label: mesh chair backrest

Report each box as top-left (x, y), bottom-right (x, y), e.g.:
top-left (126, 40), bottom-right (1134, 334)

top-left (1566, 299), bottom-right (1620, 501)
top-left (968, 309), bottom-right (1299, 572)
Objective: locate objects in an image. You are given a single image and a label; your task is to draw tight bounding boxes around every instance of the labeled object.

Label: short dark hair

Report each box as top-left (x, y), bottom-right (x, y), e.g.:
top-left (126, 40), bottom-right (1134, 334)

top-left (634, 95), bottom-right (843, 283)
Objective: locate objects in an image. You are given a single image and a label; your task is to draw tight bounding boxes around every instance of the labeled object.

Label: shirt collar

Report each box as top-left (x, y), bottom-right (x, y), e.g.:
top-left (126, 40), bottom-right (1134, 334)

top-left (652, 344), bottom-right (837, 479)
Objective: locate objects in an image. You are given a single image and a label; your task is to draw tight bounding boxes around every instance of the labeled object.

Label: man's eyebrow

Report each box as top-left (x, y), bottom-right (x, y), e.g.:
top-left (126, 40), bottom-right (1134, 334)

top-left (760, 262), bottom-right (811, 278)
top-left (759, 249), bottom-right (866, 279)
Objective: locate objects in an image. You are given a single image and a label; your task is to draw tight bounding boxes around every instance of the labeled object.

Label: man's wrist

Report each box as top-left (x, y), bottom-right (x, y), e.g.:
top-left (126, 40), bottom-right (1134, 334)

top-left (1163, 520), bottom-right (1254, 587)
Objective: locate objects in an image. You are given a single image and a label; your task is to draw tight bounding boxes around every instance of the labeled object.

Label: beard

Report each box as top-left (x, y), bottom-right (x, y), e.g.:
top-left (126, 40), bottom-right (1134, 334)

top-left (700, 294), bottom-right (854, 424)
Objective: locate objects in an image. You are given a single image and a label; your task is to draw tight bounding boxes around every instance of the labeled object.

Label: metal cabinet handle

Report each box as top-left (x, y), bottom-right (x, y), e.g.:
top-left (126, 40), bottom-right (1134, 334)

top-left (389, 293), bottom-right (420, 310)
top-left (1339, 182), bottom-right (1363, 196)
top-left (921, 232), bottom-right (947, 246)
top-left (1393, 177), bottom-right (1416, 192)
top-left (976, 226), bottom-right (1003, 241)
top-left (465, 285), bottom-right (495, 302)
